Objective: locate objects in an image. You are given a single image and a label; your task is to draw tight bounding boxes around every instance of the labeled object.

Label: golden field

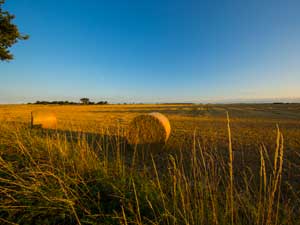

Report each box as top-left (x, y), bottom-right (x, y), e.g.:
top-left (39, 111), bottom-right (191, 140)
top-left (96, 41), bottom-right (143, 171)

top-left (1, 103), bottom-right (300, 156)
top-left (0, 103), bottom-right (300, 225)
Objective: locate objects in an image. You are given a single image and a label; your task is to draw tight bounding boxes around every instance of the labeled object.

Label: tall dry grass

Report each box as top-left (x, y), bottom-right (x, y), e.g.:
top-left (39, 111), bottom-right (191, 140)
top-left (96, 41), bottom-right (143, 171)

top-left (0, 115), bottom-right (299, 225)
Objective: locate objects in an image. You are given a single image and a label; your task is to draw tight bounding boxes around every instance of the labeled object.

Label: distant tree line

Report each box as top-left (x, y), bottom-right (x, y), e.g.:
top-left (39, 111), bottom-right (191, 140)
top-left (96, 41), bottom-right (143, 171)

top-left (29, 98), bottom-right (108, 105)
top-left (272, 102), bottom-right (292, 105)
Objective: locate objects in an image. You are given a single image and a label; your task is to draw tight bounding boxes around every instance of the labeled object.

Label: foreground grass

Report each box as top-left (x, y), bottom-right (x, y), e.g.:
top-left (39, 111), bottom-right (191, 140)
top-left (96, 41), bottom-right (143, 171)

top-left (0, 120), bottom-right (299, 225)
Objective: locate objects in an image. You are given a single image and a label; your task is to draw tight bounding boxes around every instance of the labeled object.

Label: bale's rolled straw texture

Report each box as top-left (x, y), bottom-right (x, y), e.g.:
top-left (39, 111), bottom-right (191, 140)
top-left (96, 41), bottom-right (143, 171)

top-left (127, 112), bottom-right (171, 145)
top-left (31, 111), bottom-right (57, 129)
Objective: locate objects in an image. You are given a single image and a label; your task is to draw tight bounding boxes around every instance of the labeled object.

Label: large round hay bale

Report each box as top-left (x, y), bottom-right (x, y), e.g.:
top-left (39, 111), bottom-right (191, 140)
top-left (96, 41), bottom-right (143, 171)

top-left (31, 111), bottom-right (57, 129)
top-left (127, 112), bottom-right (171, 145)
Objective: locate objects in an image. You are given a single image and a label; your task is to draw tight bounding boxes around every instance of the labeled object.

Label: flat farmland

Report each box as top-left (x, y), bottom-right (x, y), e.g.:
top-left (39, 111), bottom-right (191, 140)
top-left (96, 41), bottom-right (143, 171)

top-left (1, 103), bottom-right (300, 150)
top-left (0, 104), bottom-right (300, 224)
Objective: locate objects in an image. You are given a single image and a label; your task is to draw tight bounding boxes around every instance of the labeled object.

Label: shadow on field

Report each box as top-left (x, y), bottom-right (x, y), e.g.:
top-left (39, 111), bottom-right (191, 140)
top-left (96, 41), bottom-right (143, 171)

top-left (4, 121), bottom-right (300, 208)
top-left (30, 126), bottom-right (173, 171)
top-left (88, 108), bottom-right (209, 116)
top-left (12, 121), bottom-right (300, 190)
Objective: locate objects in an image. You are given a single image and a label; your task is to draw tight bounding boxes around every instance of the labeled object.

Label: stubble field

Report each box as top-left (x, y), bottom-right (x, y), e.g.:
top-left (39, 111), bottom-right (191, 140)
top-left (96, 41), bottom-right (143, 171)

top-left (0, 103), bottom-right (300, 224)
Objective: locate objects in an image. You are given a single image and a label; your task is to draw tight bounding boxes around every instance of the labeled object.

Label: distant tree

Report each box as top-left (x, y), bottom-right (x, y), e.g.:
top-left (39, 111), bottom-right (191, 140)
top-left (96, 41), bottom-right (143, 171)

top-left (80, 98), bottom-right (90, 105)
top-left (0, 0), bottom-right (28, 61)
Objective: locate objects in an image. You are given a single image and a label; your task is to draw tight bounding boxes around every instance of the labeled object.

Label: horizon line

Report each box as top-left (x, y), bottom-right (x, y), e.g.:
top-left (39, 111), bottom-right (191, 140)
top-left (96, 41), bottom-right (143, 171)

top-left (1, 97), bottom-right (300, 105)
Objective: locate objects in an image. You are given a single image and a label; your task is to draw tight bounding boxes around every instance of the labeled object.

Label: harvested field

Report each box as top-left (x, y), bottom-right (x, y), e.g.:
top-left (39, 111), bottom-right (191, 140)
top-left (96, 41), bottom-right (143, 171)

top-left (0, 103), bottom-right (300, 224)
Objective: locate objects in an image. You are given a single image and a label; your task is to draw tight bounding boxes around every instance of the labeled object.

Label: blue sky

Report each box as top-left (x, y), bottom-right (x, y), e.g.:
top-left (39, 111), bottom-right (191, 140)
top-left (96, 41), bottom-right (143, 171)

top-left (1, 0), bottom-right (300, 103)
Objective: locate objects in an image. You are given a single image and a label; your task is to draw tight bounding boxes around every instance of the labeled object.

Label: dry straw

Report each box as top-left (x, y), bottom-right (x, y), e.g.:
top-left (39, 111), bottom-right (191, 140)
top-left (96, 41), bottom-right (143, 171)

top-left (31, 110), bottom-right (57, 129)
top-left (127, 112), bottom-right (171, 145)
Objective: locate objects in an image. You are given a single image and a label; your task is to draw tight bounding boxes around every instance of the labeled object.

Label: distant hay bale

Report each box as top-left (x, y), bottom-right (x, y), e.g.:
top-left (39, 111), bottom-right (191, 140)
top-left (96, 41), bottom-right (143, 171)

top-left (31, 111), bottom-right (57, 129)
top-left (127, 112), bottom-right (171, 146)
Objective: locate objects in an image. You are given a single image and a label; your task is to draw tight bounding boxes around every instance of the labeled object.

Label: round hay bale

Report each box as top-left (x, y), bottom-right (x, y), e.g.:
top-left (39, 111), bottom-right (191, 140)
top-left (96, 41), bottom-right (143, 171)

top-left (127, 112), bottom-right (171, 146)
top-left (31, 110), bottom-right (57, 129)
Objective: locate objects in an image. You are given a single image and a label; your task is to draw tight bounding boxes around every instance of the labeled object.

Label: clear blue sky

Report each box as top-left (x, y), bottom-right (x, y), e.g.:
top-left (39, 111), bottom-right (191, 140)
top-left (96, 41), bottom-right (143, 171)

top-left (1, 0), bottom-right (300, 103)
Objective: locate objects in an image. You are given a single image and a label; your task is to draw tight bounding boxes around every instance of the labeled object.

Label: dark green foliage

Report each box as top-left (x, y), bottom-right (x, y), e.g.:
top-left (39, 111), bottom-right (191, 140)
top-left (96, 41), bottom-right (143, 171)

top-left (30, 100), bottom-right (109, 105)
top-left (0, 0), bottom-right (28, 61)
top-left (80, 98), bottom-right (90, 105)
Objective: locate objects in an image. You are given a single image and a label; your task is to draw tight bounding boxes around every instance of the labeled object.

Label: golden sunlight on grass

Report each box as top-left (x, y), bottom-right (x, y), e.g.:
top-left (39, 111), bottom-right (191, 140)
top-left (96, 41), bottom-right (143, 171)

top-left (0, 103), bottom-right (300, 224)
